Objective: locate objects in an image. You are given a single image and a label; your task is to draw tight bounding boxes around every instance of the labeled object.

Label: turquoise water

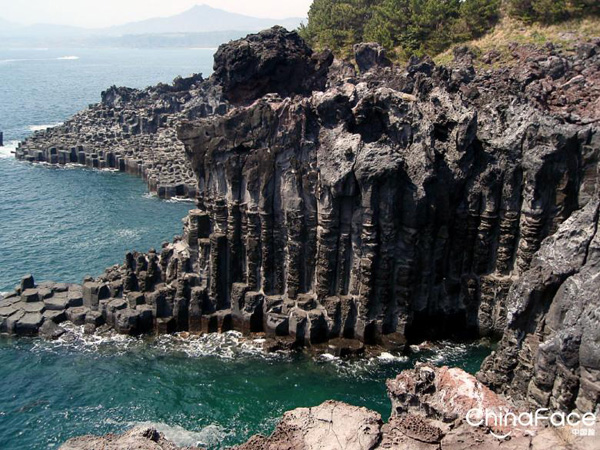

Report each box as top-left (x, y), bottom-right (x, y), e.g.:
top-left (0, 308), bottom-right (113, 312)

top-left (0, 159), bottom-right (193, 292)
top-left (0, 47), bottom-right (491, 450)
top-left (0, 330), bottom-right (491, 449)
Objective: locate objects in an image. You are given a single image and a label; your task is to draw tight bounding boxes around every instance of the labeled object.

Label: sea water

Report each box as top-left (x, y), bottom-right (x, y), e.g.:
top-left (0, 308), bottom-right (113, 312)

top-left (0, 329), bottom-right (491, 449)
top-left (0, 47), bottom-right (491, 449)
top-left (0, 47), bottom-right (214, 291)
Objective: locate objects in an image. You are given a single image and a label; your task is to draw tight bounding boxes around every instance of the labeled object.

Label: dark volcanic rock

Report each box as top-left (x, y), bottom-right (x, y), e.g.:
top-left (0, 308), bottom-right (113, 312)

top-left (354, 42), bottom-right (392, 72)
top-left (213, 26), bottom-right (333, 105)
top-left (14, 71), bottom-right (223, 200)
top-left (478, 197), bottom-right (600, 412)
top-left (177, 43), bottom-right (599, 347)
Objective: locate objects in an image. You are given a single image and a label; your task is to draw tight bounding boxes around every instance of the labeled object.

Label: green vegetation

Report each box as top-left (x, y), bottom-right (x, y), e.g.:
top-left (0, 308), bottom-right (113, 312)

top-left (434, 15), bottom-right (600, 67)
top-left (299, 0), bottom-right (600, 60)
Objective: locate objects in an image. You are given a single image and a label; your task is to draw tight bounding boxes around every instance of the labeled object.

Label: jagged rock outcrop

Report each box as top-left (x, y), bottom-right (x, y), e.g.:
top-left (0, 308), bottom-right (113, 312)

top-left (213, 26), bottom-right (332, 105)
top-left (478, 196), bottom-right (600, 413)
top-left (13, 69), bottom-right (230, 199)
top-left (12, 26), bottom-right (332, 200)
top-left (13, 72), bottom-right (216, 199)
top-left (233, 400), bottom-right (383, 450)
top-left (174, 30), bottom-right (600, 349)
top-left (231, 365), bottom-right (597, 449)
top-left (382, 364), bottom-right (598, 449)
top-left (353, 42), bottom-right (392, 72)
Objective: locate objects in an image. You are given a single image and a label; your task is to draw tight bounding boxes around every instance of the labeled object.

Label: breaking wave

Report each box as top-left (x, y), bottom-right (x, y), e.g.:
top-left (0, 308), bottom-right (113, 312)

top-left (31, 324), bottom-right (276, 360)
top-left (165, 196), bottom-right (195, 203)
top-left (28, 122), bottom-right (62, 131)
top-left (130, 421), bottom-right (232, 447)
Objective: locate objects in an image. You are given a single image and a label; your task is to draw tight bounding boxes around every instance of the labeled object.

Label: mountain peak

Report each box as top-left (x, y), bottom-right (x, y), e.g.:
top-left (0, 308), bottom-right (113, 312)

top-left (106, 5), bottom-right (303, 35)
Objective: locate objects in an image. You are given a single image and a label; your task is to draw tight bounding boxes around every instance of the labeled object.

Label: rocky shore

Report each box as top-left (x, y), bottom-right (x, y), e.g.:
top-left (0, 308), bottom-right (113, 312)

top-left (3, 25), bottom-right (600, 447)
top-left (13, 68), bottom-right (228, 199)
top-left (59, 364), bottom-right (598, 449)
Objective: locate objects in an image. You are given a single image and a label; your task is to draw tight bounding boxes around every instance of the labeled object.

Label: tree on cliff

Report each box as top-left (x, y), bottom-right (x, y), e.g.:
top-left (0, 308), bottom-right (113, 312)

top-left (299, 0), bottom-right (598, 59)
top-left (300, 0), bottom-right (501, 58)
top-left (508, 0), bottom-right (600, 24)
top-left (299, 0), bottom-right (378, 58)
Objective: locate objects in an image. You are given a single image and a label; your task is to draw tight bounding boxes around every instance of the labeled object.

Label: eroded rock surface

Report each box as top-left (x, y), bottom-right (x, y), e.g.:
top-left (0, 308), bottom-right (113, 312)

top-left (233, 400), bottom-right (382, 450)
top-left (478, 197), bottom-right (600, 413)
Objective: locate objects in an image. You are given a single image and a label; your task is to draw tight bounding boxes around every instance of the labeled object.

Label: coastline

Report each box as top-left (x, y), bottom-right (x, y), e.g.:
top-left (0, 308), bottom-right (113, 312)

top-left (1, 24), bottom-right (599, 450)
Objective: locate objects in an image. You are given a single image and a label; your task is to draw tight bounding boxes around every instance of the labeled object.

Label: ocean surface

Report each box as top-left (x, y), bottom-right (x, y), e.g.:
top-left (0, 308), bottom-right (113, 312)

top-left (0, 329), bottom-right (491, 449)
top-left (0, 47), bottom-right (215, 291)
top-left (0, 47), bottom-right (491, 450)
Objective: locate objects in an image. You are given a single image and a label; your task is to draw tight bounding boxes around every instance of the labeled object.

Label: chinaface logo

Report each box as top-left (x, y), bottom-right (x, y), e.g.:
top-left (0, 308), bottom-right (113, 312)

top-left (466, 407), bottom-right (597, 439)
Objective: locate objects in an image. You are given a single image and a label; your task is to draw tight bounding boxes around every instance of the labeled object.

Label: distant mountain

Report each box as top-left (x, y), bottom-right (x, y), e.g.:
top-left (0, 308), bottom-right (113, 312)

top-left (104, 4), bottom-right (303, 35)
top-left (0, 5), bottom-right (304, 48)
top-left (94, 31), bottom-right (250, 49)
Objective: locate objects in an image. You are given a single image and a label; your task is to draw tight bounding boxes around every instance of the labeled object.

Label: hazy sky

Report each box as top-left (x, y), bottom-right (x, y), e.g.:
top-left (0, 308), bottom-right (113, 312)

top-left (0, 0), bottom-right (312, 28)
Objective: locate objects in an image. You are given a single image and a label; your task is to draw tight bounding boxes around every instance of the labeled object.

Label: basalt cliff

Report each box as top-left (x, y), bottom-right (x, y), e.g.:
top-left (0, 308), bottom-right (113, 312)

top-left (3, 26), bottom-right (600, 426)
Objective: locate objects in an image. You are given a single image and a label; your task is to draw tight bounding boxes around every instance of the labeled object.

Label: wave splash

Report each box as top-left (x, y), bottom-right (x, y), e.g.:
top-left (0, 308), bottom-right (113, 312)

top-left (28, 122), bottom-right (63, 131)
top-left (0, 141), bottom-right (19, 159)
top-left (130, 421), bottom-right (231, 448)
top-left (32, 323), bottom-right (272, 360)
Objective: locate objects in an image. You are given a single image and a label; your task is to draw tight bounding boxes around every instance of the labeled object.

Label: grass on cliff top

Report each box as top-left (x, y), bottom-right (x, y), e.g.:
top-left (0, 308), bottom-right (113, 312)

top-left (433, 16), bottom-right (600, 67)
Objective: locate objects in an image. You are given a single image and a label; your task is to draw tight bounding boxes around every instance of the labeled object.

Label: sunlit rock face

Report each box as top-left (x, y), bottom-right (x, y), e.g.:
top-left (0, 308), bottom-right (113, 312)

top-left (177, 28), bottom-right (599, 348)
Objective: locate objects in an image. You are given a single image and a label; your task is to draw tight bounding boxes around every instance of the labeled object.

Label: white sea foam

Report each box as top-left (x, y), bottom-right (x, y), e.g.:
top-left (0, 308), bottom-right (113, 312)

top-left (114, 229), bottom-right (141, 239)
top-left (130, 421), bottom-right (231, 447)
top-left (32, 323), bottom-right (138, 355)
top-left (154, 330), bottom-right (274, 359)
top-left (0, 56), bottom-right (78, 63)
top-left (32, 324), bottom-right (279, 361)
top-left (165, 196), bottom-right (195, 203)
top-left (377, 352), bottom-right (408, 363)
top-left (144, 193), bottom-right (195, 203)
top-left (0, 141), bottom-right (19, 158)
top-left (423, 341), bottom-right (471, 365)
top-left (0, 59), bottom-right (27, 63)
top-left (28, 123), bottom-right (62, 132)
top-left (0, 58), bottom-right (44, 63)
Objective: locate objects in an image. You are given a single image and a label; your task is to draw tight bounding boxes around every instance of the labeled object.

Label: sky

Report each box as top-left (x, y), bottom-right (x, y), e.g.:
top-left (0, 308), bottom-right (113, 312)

top-left (0, 0), bottom-right (312, 28)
